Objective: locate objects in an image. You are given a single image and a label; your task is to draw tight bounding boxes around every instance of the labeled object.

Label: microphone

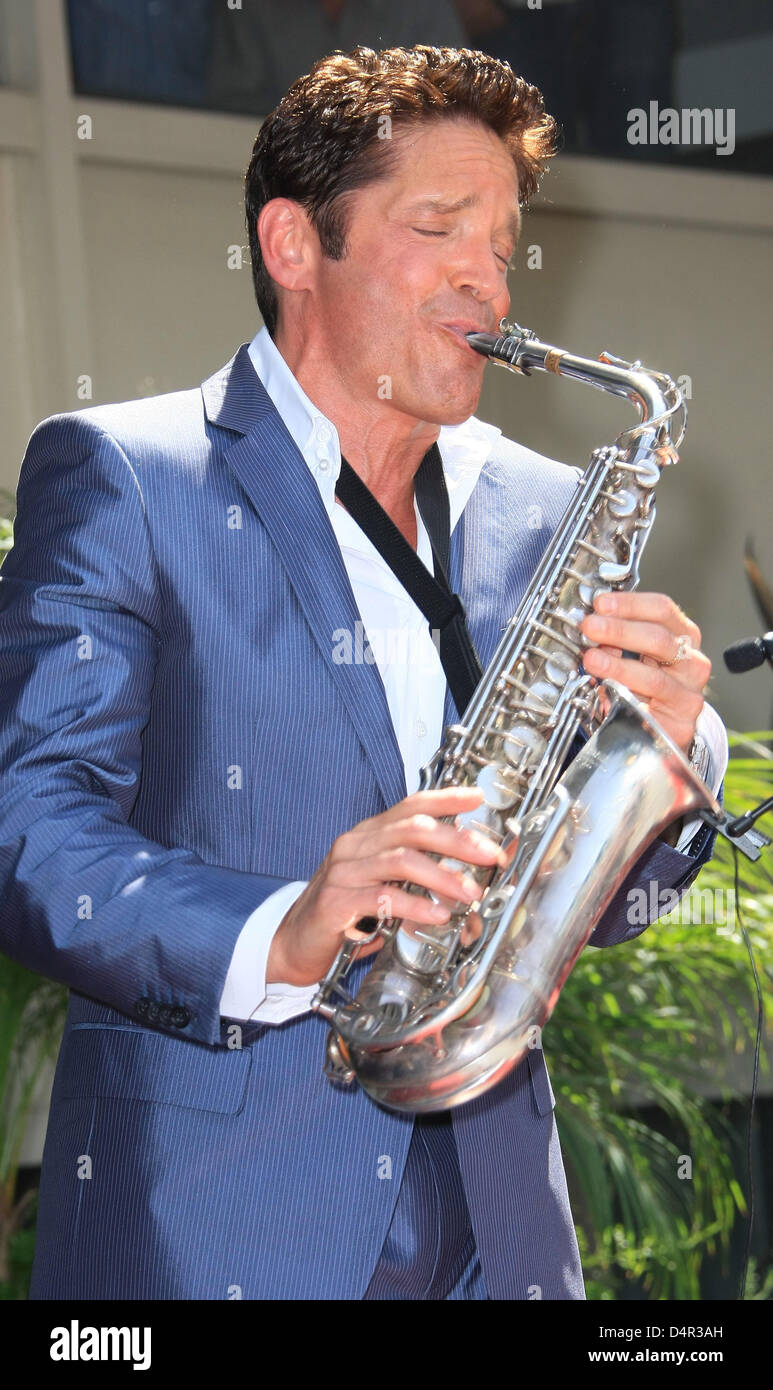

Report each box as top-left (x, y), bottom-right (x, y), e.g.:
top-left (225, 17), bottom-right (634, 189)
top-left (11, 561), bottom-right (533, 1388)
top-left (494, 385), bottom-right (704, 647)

top-left (723, 632), bottom-right (773, 674)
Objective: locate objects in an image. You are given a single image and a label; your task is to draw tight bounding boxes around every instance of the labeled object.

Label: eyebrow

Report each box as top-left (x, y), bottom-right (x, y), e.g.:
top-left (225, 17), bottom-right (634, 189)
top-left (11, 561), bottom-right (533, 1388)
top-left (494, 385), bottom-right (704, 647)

top-left (406, 194), bottom-right (521, 243)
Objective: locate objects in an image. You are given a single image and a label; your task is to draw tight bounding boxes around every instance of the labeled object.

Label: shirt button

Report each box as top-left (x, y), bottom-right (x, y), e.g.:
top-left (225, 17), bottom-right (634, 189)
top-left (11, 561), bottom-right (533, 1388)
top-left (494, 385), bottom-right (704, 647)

top-left (317, 455), bottom-right (330, 473)
top-left (316, 422), bottom-right (331, 443)
top-left (415, 717), bottom-right (427, 738)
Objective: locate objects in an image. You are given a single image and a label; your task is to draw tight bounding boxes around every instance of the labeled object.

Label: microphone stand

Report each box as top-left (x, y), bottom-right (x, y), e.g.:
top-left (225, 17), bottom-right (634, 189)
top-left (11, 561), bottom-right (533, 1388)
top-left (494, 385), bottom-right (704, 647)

top-left (727, 795), bottom-right (773, 838)
top-left (702, 802), bottom-right (771, 860)
top-left (714, 633), bottom-right (773, 857)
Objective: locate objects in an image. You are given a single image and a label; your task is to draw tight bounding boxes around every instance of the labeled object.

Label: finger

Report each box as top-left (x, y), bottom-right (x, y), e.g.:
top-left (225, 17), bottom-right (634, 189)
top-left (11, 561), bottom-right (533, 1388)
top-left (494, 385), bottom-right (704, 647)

top-left (386, 786), bottom-right (488, 821)
top-left (386, 813), bottom-right (506, 865)
top-left (328, 844), bottom-right (485, 909)
top-left (584, 641), bottom-right (710, 694)
top-left (342, 786), bottom-right (488, 851)
top-left (640, 649), bottom-right (712, 692)
top-left (336, 808), bottom-right (506, 873)
top-left (582, 612), bottom-right (700, 668)
top-left (591, 590), bottom-right (701, 646)
top-left (331, 883), bottom-right (454, 935)
top-left (579, 648), bottom-right (707, 716)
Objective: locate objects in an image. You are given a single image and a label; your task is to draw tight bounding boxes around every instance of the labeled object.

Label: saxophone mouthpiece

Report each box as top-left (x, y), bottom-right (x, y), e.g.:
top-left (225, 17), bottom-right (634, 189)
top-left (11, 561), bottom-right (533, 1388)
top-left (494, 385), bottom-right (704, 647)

top-left (465, 331), bottom-right (499, 356)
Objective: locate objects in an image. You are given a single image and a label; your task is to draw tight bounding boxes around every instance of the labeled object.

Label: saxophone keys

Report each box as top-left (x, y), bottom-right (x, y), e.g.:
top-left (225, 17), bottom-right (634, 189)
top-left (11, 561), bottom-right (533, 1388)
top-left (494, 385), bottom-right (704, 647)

top-left (475, 762), bottom-right (520, 810)
top-left (522, 678), bottom-right (561, 714)
top-left (503, 724), bottom-right (547, 769)
top-left (601, 487), bottom-right (638, 518)
top-left (323, 1031), bottom-right (357, 1088)
top-left (545, 649), bottom-right (576, 686)
top-left (453, 802), bottom-right (505, 843)
top-left (501, 817), bottom-right (521, 862)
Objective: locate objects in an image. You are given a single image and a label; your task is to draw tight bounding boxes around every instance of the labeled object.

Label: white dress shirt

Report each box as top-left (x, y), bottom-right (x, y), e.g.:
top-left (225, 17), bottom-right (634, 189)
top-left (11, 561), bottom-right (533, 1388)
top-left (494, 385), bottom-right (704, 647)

top-left (218, 326), bottom-right (728, 1025)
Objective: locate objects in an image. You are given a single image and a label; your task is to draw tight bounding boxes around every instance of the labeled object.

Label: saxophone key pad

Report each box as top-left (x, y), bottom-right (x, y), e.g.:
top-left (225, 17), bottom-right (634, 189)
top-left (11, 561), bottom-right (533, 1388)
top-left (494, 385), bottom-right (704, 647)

top-left (606, 487), bottom-right (638, 519)
top-left (453, 802), bottom-right (504, 842)
top-left (475, 762), bottom-right (519, 810)
top-left (503, 724), bottom-right (547, 769)
top-left (545, 649), bottom-right (576, 686)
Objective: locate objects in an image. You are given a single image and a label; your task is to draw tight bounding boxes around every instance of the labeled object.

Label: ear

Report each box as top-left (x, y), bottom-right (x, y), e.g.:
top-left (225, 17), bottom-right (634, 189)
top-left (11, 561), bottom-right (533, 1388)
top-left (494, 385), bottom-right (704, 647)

top-left (256, 197), bottom-right (318, 294)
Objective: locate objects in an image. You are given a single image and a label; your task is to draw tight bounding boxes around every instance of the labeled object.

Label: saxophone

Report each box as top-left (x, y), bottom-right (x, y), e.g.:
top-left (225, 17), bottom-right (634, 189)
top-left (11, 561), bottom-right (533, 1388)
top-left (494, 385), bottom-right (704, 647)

top-left (312, 321), bottom-right (719, 1113)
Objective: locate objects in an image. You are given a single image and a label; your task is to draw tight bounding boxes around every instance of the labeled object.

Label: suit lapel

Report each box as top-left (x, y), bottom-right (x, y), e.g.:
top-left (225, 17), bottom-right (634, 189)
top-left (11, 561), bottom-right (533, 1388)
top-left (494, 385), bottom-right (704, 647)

top-left (202, 345), bottom-right (407, 811)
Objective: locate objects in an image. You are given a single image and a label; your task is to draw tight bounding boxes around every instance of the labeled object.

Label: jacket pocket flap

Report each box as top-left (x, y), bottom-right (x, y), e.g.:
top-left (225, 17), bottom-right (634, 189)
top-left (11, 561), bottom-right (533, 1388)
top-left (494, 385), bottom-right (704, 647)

top-left (61, 1024), bottom-right (252, 1115)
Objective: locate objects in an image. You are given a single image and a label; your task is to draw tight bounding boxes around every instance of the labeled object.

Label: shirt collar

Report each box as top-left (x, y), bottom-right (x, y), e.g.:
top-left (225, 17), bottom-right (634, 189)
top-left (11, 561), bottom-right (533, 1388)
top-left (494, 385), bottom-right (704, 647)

top-left (246, 324), bottom-right (501, 533)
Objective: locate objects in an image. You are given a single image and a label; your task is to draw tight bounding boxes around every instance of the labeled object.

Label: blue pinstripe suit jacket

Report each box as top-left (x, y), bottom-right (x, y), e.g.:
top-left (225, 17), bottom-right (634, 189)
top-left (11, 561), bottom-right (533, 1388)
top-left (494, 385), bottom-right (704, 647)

top-left (0, 343), bottom-right (715, 1300)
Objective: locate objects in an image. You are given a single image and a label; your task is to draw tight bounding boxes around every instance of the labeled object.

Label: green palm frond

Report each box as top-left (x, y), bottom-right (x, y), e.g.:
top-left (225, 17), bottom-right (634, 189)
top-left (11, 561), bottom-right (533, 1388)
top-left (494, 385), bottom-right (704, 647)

top-left (551, 731), bottom-right (773, 1298)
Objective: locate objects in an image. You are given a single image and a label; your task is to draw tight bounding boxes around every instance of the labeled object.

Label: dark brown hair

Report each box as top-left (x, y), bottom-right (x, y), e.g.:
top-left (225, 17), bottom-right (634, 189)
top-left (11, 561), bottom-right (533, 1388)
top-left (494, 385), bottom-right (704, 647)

top-left (245, 45), bottom-right (558, 337)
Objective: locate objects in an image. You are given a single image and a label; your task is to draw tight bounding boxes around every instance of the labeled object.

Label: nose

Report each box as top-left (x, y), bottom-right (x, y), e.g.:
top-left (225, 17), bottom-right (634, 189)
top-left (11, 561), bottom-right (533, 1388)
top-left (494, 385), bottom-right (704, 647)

top-left (447, 237), bottom-right (509, 314)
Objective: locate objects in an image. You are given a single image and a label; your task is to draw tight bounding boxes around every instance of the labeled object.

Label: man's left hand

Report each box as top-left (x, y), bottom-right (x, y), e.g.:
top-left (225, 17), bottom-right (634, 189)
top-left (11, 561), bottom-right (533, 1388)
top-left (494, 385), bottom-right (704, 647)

top-left (580, 591), bottom-right (710, 754)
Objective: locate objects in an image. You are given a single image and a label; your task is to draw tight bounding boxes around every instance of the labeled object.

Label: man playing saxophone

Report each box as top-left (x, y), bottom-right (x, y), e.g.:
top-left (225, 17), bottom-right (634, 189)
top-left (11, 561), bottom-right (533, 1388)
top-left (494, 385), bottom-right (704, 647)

top-left (0, 44), bottom-right (725, 1301)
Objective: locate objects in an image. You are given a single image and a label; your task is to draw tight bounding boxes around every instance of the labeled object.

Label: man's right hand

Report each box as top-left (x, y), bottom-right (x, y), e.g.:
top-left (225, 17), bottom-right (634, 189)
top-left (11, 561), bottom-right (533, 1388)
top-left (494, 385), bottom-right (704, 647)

top-left (267, 786), bottom-right (506, 987)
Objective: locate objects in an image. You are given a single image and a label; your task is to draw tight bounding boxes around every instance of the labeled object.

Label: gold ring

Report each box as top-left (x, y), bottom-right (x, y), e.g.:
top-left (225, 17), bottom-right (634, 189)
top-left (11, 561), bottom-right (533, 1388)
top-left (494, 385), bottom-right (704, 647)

top-left (661, 634), bottom-right (693, 667)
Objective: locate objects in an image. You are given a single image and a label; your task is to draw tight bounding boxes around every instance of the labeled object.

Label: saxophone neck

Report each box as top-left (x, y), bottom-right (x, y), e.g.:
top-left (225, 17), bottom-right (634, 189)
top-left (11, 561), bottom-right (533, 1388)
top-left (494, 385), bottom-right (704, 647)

top-left (466, 322), bottom-right (686, 457)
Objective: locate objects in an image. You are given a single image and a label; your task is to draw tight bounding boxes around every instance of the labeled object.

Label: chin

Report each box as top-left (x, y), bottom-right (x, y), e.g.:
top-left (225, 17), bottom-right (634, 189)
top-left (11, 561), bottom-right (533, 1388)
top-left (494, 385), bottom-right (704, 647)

top-left (441, 404), bottom-right (477, 427)
top-left (412, 380), bottom-right (482, 427)
top-left (436, 389), bottom-right (482, 426)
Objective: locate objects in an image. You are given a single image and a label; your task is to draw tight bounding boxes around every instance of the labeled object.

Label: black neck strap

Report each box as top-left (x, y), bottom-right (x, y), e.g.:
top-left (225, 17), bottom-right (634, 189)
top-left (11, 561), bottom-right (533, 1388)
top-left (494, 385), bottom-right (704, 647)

top-left (334, 444), bottom-right (482, 716)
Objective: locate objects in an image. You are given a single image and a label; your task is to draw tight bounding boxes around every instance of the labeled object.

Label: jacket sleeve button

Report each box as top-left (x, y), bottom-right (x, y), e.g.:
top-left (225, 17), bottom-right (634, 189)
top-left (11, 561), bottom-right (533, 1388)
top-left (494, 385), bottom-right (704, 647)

top-left (171, 1006), bottom-right (191, 1028)
top-left (136, 997), bottom-right (149, 1018)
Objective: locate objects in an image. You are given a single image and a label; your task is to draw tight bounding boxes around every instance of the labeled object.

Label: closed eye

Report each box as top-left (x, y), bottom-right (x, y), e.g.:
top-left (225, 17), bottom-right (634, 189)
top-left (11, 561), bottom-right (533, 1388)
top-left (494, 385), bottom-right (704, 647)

top-left (413, 228), bottom-right (512, 270)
